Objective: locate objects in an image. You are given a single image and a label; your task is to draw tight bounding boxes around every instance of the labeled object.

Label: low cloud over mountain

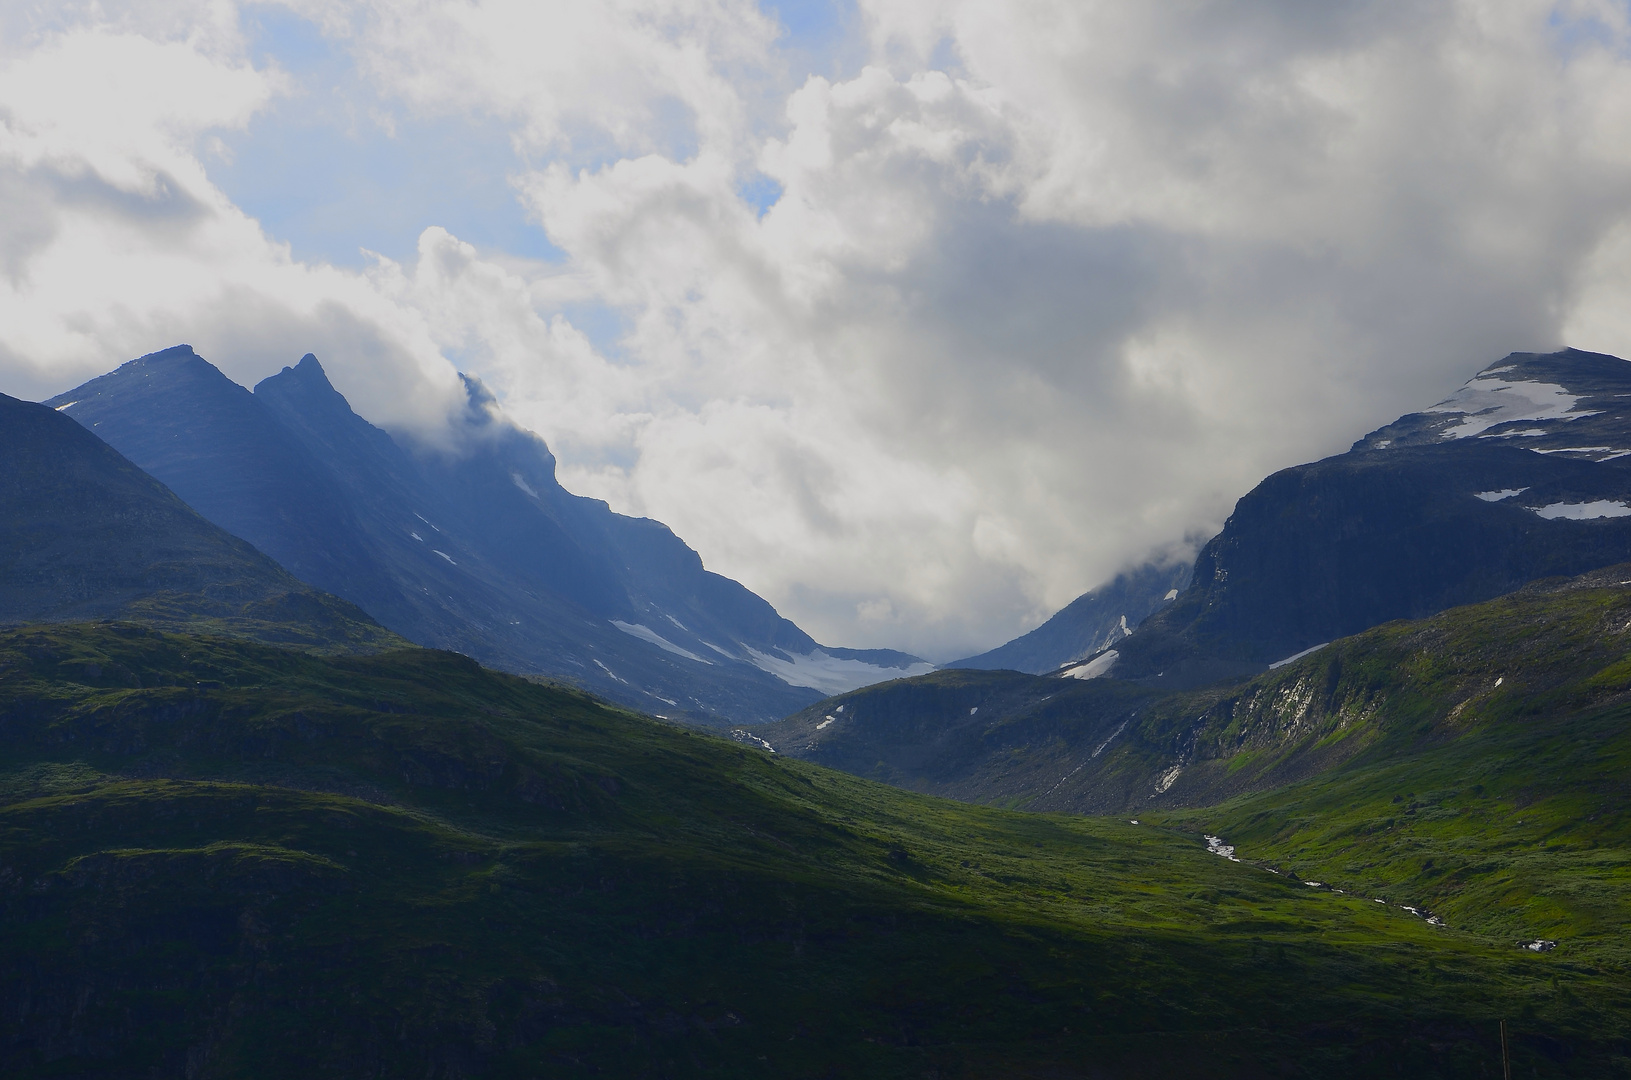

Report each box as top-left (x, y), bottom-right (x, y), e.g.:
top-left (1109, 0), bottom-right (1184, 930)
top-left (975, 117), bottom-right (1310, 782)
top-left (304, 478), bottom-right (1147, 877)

top-left (9, 2), bottom-right (1631, 658)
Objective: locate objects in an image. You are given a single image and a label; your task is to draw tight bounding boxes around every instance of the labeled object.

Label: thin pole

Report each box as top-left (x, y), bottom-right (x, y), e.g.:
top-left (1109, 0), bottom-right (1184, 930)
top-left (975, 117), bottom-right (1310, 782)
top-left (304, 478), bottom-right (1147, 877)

top-left (1501, 1019), bottom-right (1512, 1080)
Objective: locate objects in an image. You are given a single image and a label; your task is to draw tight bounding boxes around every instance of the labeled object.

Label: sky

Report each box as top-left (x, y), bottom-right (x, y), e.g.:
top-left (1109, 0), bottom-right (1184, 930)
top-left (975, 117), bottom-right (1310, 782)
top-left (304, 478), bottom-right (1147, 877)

top-left (7, 1), bottom-right (1631, 660)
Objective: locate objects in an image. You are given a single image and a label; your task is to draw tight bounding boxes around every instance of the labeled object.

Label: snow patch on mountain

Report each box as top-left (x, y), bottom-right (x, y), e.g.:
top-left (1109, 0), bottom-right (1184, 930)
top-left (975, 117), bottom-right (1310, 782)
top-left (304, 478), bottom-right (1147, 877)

top-left (1270, 642), bottom-right (1329, 669)
top-left (1061, 649), bottom-right (1119, 680)
top-left (1528, 446), bottom-right (1631, 461)
top-left (611, 621), bottom-right (713, 664)
top-left (1474, 488), bottom-right (1528, 502)
top-left (742, 646), bottom-right (934, 695)
top-left (1425, 377), bottom-right (1599, 439)
top-left (1532, 500), bottom-right (1631, 520)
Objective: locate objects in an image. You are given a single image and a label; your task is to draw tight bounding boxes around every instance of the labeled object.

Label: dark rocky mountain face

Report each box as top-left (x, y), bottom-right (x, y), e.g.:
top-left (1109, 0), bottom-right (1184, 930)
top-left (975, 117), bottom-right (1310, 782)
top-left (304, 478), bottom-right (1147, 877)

top-left (947, 560), bottom-right (1192, 674)
top-left (0, 391), bottom-right (397, 652)
top-left (1116, 348), bottom-right (1631, 682)
top-left (755, 668), bottom-right (1149, 801)
top-left (945, 352), bottom-right (1631, 687)
top-left (48, 347), bottom-right (926, 723)
top-left (759, 348), bottom-right (1631, 807)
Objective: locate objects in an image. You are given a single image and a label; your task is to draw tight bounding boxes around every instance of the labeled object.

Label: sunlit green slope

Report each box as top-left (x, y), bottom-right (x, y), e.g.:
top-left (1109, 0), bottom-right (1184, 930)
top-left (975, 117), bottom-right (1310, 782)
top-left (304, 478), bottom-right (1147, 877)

top-left (1143, 566), bottom-right (1631, 987)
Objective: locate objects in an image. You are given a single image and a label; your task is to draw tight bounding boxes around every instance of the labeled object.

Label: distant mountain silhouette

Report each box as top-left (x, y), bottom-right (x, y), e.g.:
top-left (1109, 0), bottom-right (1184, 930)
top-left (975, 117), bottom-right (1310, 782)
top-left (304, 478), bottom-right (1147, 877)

top-left (948, 561), bottom-right (1192, 674)
top-left (49, 347), bottom-right (926, 723)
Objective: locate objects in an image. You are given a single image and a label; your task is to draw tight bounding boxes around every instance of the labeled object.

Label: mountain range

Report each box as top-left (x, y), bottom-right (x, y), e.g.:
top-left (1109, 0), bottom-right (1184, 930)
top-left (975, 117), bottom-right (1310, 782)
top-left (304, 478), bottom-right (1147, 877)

top-left (936, 348), bottom-right (1631, 693)
top-left (45, 346), bottom-right (927, 724)
top-left (4, 343), bottom-right (1631, 1074)
top-left (761, 349), bottom-right (1631, 796)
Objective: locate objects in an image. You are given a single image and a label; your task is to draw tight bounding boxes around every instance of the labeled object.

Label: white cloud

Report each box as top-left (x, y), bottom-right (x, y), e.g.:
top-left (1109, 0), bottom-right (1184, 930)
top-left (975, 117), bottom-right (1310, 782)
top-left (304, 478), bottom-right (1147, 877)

top-left (0, 23), bottom-right (463, 431)
top-left (291, 0), bottom-right (780, 157)
top-left (8, 1), bottom-right (1631, 660)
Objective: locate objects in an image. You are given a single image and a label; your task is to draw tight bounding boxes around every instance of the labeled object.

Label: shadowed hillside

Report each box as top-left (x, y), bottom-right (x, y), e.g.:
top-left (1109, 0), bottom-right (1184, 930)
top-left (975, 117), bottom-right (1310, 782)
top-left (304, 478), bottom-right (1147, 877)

top-left (0, 391), bottom-right (399, 654)
top-left (0, 623), bottom-right (1621, 1077)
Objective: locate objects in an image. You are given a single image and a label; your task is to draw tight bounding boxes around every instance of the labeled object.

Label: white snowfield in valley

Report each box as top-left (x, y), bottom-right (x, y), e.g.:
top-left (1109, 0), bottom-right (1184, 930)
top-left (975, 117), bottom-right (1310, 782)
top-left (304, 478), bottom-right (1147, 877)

top-left (1425, 375), bottom-right (1599, 439)
top-left (1533, 500), bottom-right (1631, 520)
top-left (609, 619), bottom-right (930, 693)
top-left (742, 646), bottom-right (935, 695)
top-left (1062, 649), bottom-right (1119, 680)
top-left (610, 621), bottom-right (713, 664)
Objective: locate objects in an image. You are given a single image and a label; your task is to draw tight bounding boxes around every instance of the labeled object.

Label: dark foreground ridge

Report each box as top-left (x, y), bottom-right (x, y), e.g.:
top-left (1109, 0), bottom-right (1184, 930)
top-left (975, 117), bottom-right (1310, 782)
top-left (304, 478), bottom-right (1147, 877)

top-left (0, 623), bottom-right (1620, 1077)
top-left (0, 391), bottom-right (399, 654)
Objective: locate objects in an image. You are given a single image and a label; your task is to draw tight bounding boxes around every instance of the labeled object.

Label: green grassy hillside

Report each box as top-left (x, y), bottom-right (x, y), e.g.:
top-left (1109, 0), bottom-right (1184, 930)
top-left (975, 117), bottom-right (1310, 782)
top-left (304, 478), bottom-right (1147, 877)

top-left (1137, 566), bottom-right (1631, 985)
top-left (0, 623), bottom-right (1624, 1077)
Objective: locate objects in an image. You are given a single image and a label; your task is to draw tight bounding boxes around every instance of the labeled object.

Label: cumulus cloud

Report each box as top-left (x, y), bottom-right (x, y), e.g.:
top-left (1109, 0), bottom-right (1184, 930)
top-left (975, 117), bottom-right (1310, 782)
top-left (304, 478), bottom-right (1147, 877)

top-left (6, 0), bottom-right (1631, 658)
top-left (290, 0), bottom-right (780, 156)
top-left (0, 18), bottom-right (463, 430)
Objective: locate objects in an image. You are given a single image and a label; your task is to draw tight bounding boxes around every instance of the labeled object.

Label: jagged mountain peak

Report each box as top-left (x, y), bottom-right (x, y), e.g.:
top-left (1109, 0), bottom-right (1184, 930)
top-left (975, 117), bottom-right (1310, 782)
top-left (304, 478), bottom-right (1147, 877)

top-left (62, 343), bottom-right (231, 405)
top-left (119, 342), bottom-right (200, 367)
top-left (45, 345), bottom-right (927, 721)
top-left (1353, 347), bottom-right (1631, 455)
top-left (279, 352), bottom-right (336, 389)
top-left (257, 353), bottom-right (348, 409)
top-left (252, 353), bottom-right (382, 444)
